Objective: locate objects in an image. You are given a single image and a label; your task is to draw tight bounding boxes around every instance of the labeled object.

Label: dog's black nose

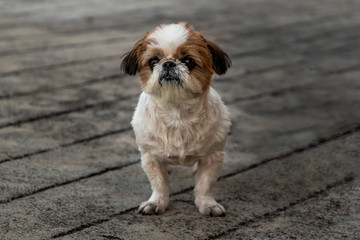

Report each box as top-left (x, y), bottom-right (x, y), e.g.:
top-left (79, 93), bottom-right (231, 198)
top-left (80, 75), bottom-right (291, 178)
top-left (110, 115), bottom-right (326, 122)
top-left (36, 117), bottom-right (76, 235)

top-left (162, 61), bottom-right (176, 69)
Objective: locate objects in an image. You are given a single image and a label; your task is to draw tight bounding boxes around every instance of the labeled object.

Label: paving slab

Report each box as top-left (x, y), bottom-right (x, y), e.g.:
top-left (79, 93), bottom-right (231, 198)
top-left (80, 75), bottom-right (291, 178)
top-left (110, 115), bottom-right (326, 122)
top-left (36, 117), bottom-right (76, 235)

top-left (216, 179), bottom-right (360, 240)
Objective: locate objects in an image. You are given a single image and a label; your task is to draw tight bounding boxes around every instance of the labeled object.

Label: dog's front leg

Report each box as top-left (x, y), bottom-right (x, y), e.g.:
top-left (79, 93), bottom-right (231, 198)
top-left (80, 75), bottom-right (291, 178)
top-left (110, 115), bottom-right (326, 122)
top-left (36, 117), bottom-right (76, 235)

top-left (138, 152), bottom-right (170, 215)
top-left (194, 151), bottom-right (225, 216)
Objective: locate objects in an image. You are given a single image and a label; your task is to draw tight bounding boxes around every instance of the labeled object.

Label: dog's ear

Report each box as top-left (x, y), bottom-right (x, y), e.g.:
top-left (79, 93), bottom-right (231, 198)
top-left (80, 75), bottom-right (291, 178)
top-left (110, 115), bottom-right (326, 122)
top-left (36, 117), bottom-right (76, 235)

top-left (206, 39), bottom-right (231, 75)
top-left (121, 45), bottom-right (140, 76)
top-left (121, 35), bottom-right (149, 75)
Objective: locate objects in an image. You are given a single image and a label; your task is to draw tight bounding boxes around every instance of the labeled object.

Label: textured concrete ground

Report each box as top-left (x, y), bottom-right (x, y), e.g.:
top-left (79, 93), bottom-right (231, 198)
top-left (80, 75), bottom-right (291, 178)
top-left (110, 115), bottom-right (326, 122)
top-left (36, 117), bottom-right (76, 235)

top-left (0, 0), bottom-right (360, 239)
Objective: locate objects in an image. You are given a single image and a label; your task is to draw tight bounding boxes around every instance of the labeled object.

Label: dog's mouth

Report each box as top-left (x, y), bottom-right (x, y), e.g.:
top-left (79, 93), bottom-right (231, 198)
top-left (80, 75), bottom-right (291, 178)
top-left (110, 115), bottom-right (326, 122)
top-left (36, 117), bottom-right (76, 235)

top-left (159, 71), bottom-right (181, 85)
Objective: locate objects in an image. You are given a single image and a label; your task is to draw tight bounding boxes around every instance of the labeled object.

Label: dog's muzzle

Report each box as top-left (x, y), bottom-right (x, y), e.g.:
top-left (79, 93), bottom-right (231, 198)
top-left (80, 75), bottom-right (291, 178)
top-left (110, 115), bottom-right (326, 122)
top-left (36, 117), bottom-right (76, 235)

top-left (159, 60), bottom-right (181, 85)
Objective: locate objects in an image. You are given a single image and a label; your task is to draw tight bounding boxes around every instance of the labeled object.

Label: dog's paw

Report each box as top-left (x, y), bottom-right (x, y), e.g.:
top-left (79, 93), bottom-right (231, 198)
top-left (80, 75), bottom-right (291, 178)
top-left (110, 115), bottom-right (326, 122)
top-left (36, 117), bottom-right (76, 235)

top-left (138, 201), bottom-right (167, 215)
top-left (196, 198), bottom-right (226, 217)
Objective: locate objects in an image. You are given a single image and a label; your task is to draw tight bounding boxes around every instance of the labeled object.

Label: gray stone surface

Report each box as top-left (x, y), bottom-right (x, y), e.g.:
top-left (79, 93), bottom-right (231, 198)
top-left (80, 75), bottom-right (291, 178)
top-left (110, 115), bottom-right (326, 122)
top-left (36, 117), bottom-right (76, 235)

top-left (59, 132), bottom-right (360, 240)
top-left (0, 0), bottom-right (360, 239)
top-left (217, 179), bottom-right (360, 240)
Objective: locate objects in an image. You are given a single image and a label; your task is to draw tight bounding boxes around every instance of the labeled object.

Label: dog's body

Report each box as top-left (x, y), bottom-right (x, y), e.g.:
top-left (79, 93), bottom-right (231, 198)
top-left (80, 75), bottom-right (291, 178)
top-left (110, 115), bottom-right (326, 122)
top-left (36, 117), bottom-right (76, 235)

top-left (121, 22), bottom-right (231, 216)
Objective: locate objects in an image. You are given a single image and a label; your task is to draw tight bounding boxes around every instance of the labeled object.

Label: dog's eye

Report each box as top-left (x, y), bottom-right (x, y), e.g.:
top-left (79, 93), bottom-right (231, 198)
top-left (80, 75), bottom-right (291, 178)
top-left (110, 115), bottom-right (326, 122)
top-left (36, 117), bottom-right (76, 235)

top-left (149, 57), bottom-right (159, 70)
top-left (181, 57), bottom-right (196, 71)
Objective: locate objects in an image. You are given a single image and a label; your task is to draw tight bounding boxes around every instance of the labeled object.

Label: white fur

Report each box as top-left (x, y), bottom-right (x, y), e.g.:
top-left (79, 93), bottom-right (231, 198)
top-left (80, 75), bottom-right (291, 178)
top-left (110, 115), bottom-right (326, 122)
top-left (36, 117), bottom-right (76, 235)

top-left (133, 87), bottom-right (231, 216)
top-left (148, 23), bottom-right (189, 55)
top-left (132, 88), bottom-right (230, 161)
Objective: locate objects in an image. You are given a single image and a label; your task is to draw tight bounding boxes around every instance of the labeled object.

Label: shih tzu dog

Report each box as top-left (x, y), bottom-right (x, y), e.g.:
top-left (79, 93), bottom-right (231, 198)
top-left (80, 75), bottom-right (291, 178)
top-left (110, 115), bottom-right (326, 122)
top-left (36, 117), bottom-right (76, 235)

top-left (121, 22), bottom-right (231, 216)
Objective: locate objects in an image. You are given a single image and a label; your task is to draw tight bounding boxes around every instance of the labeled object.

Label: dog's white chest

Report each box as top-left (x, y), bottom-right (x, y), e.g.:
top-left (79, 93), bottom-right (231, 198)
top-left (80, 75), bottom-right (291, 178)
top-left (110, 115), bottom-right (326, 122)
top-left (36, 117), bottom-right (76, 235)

top-left (157, 123), bottom-right (203, 163)
top-left (131, 90), bottom-right (230, 165)
top-left (139, 110), bottom-right (206, 164)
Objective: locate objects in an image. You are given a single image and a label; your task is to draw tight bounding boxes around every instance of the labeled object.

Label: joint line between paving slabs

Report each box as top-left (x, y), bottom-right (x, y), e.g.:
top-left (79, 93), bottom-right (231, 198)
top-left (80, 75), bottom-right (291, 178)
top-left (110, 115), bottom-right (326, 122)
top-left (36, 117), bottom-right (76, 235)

top-left (0, 158), bottom-right (140, 204)
top-left (327, 63), bottom-right (360, 75)
top-left (100, 234), bottom-right (126, 240)
top-left (0, 126), bottom-right (132, 165)
top-left (235, 11), bottom-right (356, 37)
top-left (0, 36), bottom-right (134, 57)
top-left (51, 207), bottom-right (138, 239)
top-left (0, 74), bottom-right (124, 100)
top-left (219, 122), bottom-right (360, 180)
top-left (0, 54), bottom-right (123, 77)
top-left (0, 9), bottom-right (354, 42)
top-left (0, 95), bottom-right (134, 129)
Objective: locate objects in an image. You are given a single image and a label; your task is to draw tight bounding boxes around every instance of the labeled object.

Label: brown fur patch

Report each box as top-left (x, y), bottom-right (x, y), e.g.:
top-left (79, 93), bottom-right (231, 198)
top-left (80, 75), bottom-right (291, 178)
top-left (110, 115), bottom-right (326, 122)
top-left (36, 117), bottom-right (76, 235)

top-left (174, 25), bottom-right (214, 92)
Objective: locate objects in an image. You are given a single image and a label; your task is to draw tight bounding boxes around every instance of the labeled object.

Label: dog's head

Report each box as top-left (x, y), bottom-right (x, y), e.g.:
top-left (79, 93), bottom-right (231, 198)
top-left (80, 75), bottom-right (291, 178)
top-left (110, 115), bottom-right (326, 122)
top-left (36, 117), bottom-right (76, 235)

top-left (121, 22), bottom-right (231, 101)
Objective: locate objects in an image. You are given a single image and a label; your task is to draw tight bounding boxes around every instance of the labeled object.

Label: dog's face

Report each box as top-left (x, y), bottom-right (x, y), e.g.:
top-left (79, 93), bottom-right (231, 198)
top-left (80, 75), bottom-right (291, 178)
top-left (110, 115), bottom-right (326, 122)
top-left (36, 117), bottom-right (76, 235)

top-left (121, 22), bottom-right (231, 101)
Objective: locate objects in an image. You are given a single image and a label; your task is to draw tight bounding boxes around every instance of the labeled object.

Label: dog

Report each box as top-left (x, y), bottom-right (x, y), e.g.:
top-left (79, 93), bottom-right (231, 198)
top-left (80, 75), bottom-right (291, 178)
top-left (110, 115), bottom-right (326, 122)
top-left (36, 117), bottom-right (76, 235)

top-left (121, 22), bottom-right (231, 216)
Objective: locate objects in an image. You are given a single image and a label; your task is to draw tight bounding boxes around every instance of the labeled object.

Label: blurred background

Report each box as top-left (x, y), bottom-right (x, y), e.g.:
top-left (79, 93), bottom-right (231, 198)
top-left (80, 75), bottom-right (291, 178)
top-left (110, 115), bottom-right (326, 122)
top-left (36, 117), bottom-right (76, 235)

top-left (1, 0), bottom-right (360, 239)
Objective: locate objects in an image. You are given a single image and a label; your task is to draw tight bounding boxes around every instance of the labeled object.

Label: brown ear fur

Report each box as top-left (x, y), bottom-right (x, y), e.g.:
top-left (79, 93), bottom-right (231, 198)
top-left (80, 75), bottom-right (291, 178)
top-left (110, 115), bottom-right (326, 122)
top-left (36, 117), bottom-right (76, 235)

top-left (121, 35), bottom-right (149, 75)
top-left (121, 47), bottom-right (139, 76)
top-left (206, 39), bottom-right (231, 75)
